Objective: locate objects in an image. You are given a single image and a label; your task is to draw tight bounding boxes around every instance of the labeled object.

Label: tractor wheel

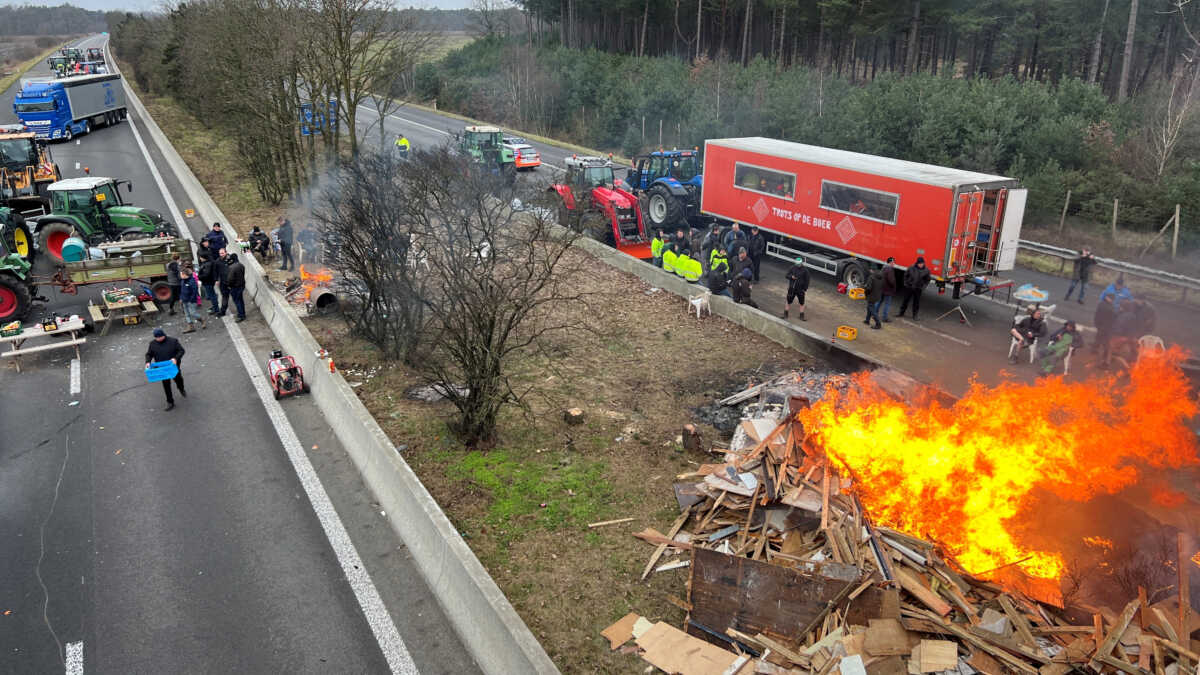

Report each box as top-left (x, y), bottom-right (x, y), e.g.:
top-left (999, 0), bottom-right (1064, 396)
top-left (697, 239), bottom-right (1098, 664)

top-left (150, 281), bottom-right (173, 302)
top-left (0, 275), bottom-right (32, 322)
top-left (580, 212), bottom-right (611, 245)
top-left (840, 260), bottom-right (867, 289)
top-left (557, 202), bottom-right (575, 230)
top-left (121, 227), bottom-right (149, 241)
top-left (37, 222), bottom-right (75, 263)
top-left (645, 184), bottom-right (684, 228)
top-left (2, 218), bottom-right (34, 260)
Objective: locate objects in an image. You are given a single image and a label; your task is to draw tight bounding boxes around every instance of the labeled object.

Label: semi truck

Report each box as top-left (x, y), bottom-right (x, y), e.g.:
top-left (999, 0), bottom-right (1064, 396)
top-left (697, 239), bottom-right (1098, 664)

top-left (700, 138), bottom-right (1026, 288)
top-left (13, 74), bottom-right (128, 142)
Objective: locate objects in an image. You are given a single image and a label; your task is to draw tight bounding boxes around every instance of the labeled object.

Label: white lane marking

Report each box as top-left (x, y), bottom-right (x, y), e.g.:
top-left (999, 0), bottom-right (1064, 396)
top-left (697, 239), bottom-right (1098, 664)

top-left (118, 40), bottom-right (416, 674)
top-left (74, 162), bottom-right (80, 171)
top-left (65, 641), bottom-right (83, 675)
top-left (897, 318), bottom-right (972, 346)
top-left (223, 317), bottom-right (417, 674)
top-left (69, 358), bottom-right (80, 395)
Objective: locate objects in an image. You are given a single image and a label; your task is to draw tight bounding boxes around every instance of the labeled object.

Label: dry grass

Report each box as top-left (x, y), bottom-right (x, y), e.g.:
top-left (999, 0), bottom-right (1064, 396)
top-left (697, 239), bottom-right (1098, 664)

top-left (306, 255), bottom-right (810, 673)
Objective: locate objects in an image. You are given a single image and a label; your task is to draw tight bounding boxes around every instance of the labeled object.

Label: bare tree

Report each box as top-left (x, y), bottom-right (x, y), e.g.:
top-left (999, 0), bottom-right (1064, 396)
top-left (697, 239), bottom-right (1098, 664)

top-left (396, 145), bottom-right (583, 447)
top-left (361, 13), bottom-right (438, 150)
top-left (314, 151), bottom-right (427, 361)
top-left (1088, 0), bottom-right (1112, 84)
top-left (471, 0), bottom-right (514, 37)
top-left (1150, 63), bottom-right (1200, 177)
top-left (1118, 0), bottom-right (1139, 102)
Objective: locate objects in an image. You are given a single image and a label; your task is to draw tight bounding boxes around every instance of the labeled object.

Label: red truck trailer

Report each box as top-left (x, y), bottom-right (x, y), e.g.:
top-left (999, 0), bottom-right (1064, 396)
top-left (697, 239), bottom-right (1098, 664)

top-left (700, 138), bottom-right (1027, 287)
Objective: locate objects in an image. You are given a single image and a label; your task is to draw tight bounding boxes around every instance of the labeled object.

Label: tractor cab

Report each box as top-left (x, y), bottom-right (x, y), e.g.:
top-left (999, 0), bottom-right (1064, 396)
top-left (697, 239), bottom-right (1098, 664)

top-left (47, 56), bottom-right (70, 77)
top-left (48, 176), bottom-right (131, 217)
top-left (35, 176), bottom-right (175, 262)
top-left (0, 125), bottom-right (59, 215)
top-left (625, 148), bottom-right (704, 229)
top-left (461, 125), bottom-right (516, 172)
top-left (628, 148), bottom-right (702, 188)
top-left (86, 47), bottom-right (105, 63)
top-left (554, 156), bottom-right (651, 258)
top-left (565, 156), bottom-right (617, 192)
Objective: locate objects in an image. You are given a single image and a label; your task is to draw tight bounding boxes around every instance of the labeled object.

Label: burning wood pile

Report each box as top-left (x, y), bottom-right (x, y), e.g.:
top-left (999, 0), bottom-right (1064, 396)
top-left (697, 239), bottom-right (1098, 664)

top-left (607, 356), bottom-right (1200, 675)
top-left (282, 265), bottom-right (337, 315)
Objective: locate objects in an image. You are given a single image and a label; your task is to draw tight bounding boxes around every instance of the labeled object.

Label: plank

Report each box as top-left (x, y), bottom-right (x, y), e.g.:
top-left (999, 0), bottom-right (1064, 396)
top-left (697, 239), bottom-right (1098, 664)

top-left (911, 639), bottom-right (957, 672)
top-left (998, 595), bottom-right (1039, 649)
top-left (632, 527), bottom-right (693, 550)
top-left (640, 510), bottom-right (692, 581)
top-left (1090, 599), bottom-right (1142, 672)
top-left (893, 567), bottom-right (952, 617)
top-left (600, 612), bottom-right (639, 650)
top-left (1, 337), bottom-right (86, 356)
top-left (587, 517), bottom-right (634, 528)
top-left (636, 621), bottom-right (740, 675)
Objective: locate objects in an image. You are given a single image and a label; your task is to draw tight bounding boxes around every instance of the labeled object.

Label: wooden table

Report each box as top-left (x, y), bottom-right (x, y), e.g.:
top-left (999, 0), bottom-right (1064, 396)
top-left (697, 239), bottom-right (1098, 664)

top-left (0, 317), bottom-right (87, 373)
top-left (91, 297), bottom-right (159, 336)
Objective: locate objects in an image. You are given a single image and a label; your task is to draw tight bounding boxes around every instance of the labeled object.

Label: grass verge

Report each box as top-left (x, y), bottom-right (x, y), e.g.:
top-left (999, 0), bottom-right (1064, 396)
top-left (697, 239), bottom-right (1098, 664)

top-left (0, 43), bottom-right (70, 96)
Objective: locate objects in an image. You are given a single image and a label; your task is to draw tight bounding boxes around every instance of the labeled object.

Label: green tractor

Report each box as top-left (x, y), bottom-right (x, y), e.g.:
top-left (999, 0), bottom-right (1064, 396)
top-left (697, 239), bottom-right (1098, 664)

top-left (0, 235), bottom-right (35, 322)
top-left (31, 176), bottom-right (179, 263)
top-left (0, 207), bottom-right (35, 262)
top-left (459, 125), bottom-right (516, 179)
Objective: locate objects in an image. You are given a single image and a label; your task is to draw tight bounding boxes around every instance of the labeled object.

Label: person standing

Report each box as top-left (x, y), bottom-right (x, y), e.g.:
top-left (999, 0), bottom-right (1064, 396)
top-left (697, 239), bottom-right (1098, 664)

top-left (215, 249), bottom-right (231, 317)
top-left (747, 226), bottom-right (766, 282)
top-left (650, 230), bottom-right (666, 268)
top-left (1092, 293), bottom-right (1117, 365)
top-left (165, 252), bottom-right (182, 316)
top-left (204, 222), bottom-right (228, 253)
top-left (1064, 247), bottom-right (1096, 304)
top-left (276, 217), bottom-right (294, 271)
top-left (179, 262), bottom-right (205, 332)
top-left (701, 224), bottom-right (722, 268)
top-left (145, 327), bottom-right (186, 411)
top-left (879, 257), bottom-right (898, 322)
top-left (863, 268), bottom-right (884, 329)
top-left (225, 253), bottom-right (247, 322)
top-left (897, 257), bottom-right (931, 320)
top-left (198, 250), bottom-right (219, 314)
top-left (731, 247), bottom-right (752, 281)
top-left (1098, 276), bottom-right (1133, 310)
top-left (723, 223), bottom-right (746, 257)
top-left (783, 256), bottom-right (809, 321)
top-left (198, 237), bottom-right (216, 263)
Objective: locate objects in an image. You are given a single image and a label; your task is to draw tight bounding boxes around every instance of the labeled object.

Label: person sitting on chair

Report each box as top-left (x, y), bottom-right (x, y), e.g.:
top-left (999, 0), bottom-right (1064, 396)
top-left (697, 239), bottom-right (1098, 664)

top-left (1008, 308), bottom-right (1046, 364)
top-left (249, 226), bottom-right (271, 260)
top-left (1039, 321), bottom-right (1081, 374)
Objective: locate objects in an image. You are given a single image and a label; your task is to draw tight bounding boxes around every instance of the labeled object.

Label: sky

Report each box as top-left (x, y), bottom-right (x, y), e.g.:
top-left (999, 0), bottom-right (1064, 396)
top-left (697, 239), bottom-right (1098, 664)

top-left (1, 0), bottom-right (477, 12)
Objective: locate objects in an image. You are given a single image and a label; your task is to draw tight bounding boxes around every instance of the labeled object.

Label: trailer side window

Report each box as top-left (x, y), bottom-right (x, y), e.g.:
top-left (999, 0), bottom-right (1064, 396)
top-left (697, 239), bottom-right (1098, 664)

top-left (819, 181), bottom-right (899, 224)
top-left (733, 162), bottom-right (795, 200)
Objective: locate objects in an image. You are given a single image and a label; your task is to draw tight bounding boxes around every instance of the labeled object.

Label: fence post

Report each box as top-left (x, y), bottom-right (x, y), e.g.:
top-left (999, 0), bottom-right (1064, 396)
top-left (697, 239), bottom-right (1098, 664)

top-left (1058, 190), bottom-right (1071, 231)
top-left (641, 116), bottom-right (645, 143)
top-left (658, 119), bottom-right (663, 148)
top-left (1111, 198), bottom-right (1119, 242)
top-left (1172, 203), bottom-right (1181, 259)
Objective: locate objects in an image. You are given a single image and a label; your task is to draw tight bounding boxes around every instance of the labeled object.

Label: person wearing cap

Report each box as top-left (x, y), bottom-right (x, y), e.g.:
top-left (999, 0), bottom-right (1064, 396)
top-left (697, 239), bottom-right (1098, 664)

top-left (145, 327), bottom-right (187, 411)
top-left (731, 247), bottom-right (752, 281)
top-left (879, 256), bottom-right (898, 322)
top-left (783, 256), bottom-right (809, 321)
top-left (747, 226), bottom-right (766, 282)
top-left (1039, 320), bottom-right (1081, 374)
top-left (731, 267), bottom-right (758, 308)
top-left (1098, 275), bottom-right (1133, 310)
top-left (897, 257), bottom-right (931, 321)
top-left (204, 222), bottom-right (228, 253)
top-left (249, 225), bottom-right (271, 260)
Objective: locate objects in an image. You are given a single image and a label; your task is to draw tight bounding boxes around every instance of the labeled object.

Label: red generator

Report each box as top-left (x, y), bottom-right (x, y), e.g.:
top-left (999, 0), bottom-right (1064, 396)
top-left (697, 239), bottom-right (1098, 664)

top-left (700, 138), bottom-right (1027, 288)
top-left (267, 350), bottom-right (309, 399)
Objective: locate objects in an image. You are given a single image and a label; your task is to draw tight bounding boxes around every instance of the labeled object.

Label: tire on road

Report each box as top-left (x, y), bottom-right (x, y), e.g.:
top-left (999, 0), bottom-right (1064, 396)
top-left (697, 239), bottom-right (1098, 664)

top-left (0, 275), bottom-right (32, 322)
top-left (150, 280), bottom-right (173, 302)
top-left (840, 260), bottom-right (867, 288)
top-left (37, 221), bottom-right (75, 263)
top-left (645, 184), bottom-right (684, 229)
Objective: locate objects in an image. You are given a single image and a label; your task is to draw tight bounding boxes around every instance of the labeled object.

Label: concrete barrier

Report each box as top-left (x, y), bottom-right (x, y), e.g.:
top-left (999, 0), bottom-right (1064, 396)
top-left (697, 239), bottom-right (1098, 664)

top-left (123, 82), bottom-right (559, 675)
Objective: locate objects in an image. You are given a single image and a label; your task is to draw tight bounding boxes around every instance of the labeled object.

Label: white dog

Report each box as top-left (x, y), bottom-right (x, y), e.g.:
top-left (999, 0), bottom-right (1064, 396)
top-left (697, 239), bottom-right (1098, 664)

top-left (688, 290), bottom-right (712, 319)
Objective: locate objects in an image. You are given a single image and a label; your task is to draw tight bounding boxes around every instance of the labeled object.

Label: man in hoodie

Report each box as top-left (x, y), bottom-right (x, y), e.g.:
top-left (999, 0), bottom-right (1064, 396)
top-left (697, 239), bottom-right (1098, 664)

top-left (747, 226), bottom-right (767, 282)
top-left (145, 327), bottom-right (186, 411)
top-left (897, 257), bottom-right (932, 320)
top-left (224, 252), bottom-right (247, 321)
top-left (782, 256), bottom-right (809, 321)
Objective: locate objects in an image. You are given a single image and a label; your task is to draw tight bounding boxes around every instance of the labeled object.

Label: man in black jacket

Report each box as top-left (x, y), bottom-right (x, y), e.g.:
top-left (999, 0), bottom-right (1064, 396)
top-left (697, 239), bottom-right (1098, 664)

top-left (276, 217), bottom-right (294, 271)
top-left (213, 249), bottom-right (230, 316)
top-left (1008, 308), bottom-right (1047, 364)
top-left (897, 256), bottom-right (932, 320)
top-left (1064, 247), bottom-right (1095, 304)
top-left (224, 253), bottom-right (247, 321)
top-left (863, 268), bottom-right (884, 329)
top-left (747, 226), bottom-right (767, 282)
top-left (783, 256), bottom-right (809, 321)
top-left (197, 250), bottom-right (219, 315)
top-left (145, 327), bottom-right (186, 411)
top-left (731, 267), bottom-right (758, 308)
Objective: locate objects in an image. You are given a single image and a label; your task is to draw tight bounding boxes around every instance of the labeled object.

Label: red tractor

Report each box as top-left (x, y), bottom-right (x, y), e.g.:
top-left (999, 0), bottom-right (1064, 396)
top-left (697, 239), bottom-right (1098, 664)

top-left (549, 156), bottom-right (651, 259)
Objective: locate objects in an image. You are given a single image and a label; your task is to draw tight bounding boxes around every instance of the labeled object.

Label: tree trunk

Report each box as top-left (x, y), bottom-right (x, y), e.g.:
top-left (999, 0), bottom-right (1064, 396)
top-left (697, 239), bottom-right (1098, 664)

top-left (1088, 0), bottom-right (1111, 83)
top-left (740, 0), bottom-right (753, 66)
top-left (639, 0), bottom-right (649, 57)
top-left (904, 0), bottom-right (920, 74)
top-left (696, 0), bottom-right (703, 60)
top-left (1117, 0), bottom-right (1137, 102)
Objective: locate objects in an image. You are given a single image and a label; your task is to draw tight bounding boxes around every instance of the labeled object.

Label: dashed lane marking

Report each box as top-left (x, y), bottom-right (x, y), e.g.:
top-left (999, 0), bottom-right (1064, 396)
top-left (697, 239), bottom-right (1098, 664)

top-left (65, 641), bottom-right (82, 675)
top-left (69, 358), bottom-right (80, 395)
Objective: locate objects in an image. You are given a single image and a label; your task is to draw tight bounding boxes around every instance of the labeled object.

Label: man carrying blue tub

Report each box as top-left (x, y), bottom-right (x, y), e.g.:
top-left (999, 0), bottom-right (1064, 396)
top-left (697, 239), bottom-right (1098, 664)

top-left (145, 327), bottom-right (187, 411)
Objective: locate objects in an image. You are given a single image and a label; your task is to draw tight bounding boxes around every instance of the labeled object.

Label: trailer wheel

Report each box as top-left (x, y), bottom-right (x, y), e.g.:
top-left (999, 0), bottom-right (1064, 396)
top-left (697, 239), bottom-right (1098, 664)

top-left (645, 184), bottom-right (684, 228)
top-left (37, 222), bottom-right (75, 263)
top-left (0, 275), bottom-right (32, 321)
top-left (150, 281), bottom-right (173, 302)
top-left (840, 261), bottom-right (867, 288)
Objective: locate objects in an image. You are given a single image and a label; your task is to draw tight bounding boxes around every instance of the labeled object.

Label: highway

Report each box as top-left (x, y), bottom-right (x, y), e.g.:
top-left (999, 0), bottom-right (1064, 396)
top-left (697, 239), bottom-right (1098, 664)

top-left (1, 36), bottom-right (477, 674)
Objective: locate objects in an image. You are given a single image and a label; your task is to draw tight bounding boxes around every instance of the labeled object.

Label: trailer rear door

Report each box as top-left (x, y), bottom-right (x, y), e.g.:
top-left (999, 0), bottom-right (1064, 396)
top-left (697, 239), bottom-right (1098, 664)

top-left (947, 190), bottom-right (983, 277)
top-left (995, 188), bottom-right (1027, 271)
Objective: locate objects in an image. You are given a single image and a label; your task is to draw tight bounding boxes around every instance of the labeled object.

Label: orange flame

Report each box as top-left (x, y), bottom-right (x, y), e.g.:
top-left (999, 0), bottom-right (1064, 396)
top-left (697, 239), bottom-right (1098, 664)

top-left (298, 265), bottom-right (333, 301)
top-left (798, 347), bottom-right (1199, 581)
top-left (1082, 536), bottom-right (1114, 552)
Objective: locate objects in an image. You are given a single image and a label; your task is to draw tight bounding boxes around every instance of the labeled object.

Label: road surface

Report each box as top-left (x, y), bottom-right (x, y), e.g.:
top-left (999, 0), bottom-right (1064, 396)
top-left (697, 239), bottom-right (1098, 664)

top-left (1, 36), bottom-right (478, 674)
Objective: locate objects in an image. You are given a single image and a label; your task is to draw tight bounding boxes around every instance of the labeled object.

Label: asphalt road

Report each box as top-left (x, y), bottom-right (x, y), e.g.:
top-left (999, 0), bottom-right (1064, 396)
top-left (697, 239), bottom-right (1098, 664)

top-left (2, 36), bottom-right (477, 674)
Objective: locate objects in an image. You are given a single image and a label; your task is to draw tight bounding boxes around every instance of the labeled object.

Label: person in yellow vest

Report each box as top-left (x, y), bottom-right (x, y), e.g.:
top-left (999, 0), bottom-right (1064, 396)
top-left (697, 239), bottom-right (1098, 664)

top-left (650, 230), bottom-right (666, 267)
top-left (394, 134), bottom-right (411, 158)
top-left (709, 246), bottom-right (729, 277)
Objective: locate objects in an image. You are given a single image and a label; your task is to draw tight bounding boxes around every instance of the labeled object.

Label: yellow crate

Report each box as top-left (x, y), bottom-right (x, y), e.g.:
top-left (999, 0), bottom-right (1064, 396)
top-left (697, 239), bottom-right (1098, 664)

top-left (123, 315), bottom-right (141, 326)
top-left (836, 325), bottom-right (858, 340)
top-left (847, 287), bottom-right (866, 300)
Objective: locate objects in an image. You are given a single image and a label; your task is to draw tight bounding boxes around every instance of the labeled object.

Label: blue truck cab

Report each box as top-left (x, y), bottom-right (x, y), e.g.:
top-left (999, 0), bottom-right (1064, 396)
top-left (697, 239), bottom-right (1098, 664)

top-left (13, 74), bottom-right (127, 142)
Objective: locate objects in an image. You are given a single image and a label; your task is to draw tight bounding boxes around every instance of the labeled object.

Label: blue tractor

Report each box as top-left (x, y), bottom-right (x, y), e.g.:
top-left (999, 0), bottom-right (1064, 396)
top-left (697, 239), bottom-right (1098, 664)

top-left (624, 148), bottom-right (703, 230)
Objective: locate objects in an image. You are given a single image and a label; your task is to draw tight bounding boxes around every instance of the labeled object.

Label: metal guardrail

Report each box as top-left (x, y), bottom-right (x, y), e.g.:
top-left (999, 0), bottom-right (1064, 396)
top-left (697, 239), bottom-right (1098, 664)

top-left (1018, 239), bottom-right (1200, 303)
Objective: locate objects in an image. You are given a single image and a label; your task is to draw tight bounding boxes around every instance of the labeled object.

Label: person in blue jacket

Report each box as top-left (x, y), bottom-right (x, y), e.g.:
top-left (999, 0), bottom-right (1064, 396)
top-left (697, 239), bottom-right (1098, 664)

top-left (1097, 276), bottom-right (1133, 310)
top-left (205, 222), bottom-right (229, 252)
top-left (179, 262), bottom-right (205, 333)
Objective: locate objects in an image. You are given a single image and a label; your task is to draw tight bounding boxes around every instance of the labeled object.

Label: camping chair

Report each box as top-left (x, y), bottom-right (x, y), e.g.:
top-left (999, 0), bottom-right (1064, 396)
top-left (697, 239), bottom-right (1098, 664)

top-left (1008, 315), bottom-right (1039, 365)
